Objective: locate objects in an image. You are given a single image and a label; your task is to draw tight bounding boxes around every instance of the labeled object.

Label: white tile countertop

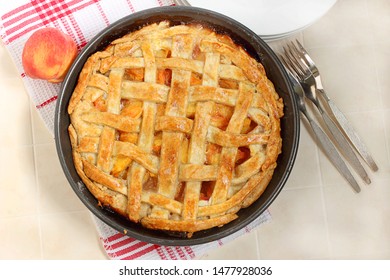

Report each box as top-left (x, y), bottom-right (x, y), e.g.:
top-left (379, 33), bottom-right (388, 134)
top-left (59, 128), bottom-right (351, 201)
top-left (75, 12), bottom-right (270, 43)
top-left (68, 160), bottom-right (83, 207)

top-left (0, 0), bottom-right (389, 259)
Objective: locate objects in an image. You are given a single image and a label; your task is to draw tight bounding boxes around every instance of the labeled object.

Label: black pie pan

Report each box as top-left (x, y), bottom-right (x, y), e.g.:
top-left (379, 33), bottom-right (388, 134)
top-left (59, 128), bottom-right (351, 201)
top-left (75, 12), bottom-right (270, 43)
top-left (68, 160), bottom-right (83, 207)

top-left (54, 6), bottom-right (300, 246)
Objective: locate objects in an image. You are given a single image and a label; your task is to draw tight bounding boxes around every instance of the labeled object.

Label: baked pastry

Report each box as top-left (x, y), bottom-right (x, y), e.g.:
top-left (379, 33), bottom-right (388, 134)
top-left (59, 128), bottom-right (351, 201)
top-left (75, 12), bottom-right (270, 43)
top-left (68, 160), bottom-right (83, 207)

top-left (68, 21), bottom-right (283, 237)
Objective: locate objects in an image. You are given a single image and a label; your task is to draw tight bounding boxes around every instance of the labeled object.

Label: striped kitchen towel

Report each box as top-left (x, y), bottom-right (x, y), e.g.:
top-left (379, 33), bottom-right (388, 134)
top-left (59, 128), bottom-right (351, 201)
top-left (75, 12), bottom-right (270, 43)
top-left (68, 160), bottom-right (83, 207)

top-left (93, 211), bottom-right (271, 260)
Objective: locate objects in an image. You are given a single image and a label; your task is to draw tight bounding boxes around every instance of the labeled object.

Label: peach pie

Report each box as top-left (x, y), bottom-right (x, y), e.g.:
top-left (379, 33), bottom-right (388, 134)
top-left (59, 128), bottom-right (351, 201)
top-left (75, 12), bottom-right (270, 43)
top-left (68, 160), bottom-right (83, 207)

top-left (68, 21), bottom-right (283, 237)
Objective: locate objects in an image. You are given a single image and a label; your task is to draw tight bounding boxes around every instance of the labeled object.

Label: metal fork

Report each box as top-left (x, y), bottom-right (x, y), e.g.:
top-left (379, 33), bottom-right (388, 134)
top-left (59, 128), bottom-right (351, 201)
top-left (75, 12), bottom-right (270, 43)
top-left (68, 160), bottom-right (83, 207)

top-left (292, 40), bottom-right (378, 172)
top-left (173, 0), bottom-right (191, 6)
top-left (279, 55), bottom-right (360, 193)
top-left (283, 43), bottom-right (371, 185)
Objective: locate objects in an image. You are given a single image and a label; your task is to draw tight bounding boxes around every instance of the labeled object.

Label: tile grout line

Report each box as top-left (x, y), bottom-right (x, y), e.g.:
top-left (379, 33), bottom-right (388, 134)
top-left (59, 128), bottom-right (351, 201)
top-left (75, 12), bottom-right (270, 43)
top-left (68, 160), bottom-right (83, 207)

top-left (384, 108), bottom-right (390, 167)
top-left (284, 184), bottom-right (324, 191)
top-left (29, 105), bottom-right (44, 259)
top-left (85, 211), bottom-right (108, 259)
top-left (302, 31), bottom-right (333, 260)
top-left (318, 181), bottom-right (333, 259)
top-left (254, 227), bottom-right (262, 259)
top-left (0, 209), bottom-right (91, 220)
top-left (368, 14), bottom-right (390, 168)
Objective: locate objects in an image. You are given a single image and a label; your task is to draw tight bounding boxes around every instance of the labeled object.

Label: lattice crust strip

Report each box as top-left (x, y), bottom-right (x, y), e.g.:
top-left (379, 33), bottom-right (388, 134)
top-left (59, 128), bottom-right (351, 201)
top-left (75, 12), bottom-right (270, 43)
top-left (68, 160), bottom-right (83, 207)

top-left (68, 21), bottom-right (283, 237)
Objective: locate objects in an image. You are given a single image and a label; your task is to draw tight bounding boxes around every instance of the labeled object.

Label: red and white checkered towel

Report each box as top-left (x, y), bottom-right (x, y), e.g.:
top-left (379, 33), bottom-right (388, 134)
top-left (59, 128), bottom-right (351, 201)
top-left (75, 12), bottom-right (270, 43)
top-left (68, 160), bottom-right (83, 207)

top-left (0, 0), bottom-right (271, 260)
top-left (94, 212), bottom-right (271, 260)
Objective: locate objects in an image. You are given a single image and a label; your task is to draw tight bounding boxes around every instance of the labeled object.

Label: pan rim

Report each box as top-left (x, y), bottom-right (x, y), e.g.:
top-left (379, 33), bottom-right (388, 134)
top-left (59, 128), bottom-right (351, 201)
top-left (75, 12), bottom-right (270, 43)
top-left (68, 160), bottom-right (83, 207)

top-left (54, 6), bottom-right (300, 246)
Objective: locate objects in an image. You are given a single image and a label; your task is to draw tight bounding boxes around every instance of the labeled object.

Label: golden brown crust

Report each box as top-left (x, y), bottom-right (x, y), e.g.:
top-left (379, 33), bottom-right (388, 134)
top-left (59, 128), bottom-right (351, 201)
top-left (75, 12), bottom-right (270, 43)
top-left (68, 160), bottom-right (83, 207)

top-left (68, 21), bottom-right (283, 236)
top-left (141, 213), bottom-right (238, 234)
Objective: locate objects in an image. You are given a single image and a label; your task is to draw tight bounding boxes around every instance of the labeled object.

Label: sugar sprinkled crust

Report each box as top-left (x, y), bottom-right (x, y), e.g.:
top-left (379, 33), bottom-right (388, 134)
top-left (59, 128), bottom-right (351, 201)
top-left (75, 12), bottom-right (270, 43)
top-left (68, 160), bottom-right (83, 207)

top-left (68, 21), bottom-right (283, 237)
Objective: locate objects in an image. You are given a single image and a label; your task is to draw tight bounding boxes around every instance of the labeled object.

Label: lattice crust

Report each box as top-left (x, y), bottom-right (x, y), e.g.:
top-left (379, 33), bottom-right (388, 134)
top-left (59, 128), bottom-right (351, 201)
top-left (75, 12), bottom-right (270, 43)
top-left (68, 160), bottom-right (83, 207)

top-left (68, 21), bottom-right (283, 237)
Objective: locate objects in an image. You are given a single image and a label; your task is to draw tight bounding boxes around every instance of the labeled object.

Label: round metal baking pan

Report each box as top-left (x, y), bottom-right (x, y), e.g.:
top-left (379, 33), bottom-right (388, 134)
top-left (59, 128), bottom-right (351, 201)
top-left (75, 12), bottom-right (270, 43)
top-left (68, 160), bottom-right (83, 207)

top-left (54, 6), bottom-right (300, 246)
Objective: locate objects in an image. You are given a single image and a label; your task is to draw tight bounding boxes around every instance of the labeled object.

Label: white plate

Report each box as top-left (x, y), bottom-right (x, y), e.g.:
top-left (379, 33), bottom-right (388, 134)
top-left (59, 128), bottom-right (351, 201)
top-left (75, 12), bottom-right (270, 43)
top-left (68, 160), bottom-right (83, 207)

top-left (189, 0), bottom-right (337, 36)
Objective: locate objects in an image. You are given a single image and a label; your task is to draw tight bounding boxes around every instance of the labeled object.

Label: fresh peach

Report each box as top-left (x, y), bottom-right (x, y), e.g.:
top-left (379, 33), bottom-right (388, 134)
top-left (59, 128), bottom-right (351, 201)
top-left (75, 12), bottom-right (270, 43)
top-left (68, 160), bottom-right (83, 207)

top-left (22, 27), bottom-right (78, 83)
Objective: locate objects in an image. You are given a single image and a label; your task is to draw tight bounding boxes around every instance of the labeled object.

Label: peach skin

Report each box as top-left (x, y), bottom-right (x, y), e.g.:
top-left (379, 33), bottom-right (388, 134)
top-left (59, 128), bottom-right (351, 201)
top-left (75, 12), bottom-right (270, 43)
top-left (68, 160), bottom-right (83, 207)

top-left (22, 27), bottom-right (78, 83)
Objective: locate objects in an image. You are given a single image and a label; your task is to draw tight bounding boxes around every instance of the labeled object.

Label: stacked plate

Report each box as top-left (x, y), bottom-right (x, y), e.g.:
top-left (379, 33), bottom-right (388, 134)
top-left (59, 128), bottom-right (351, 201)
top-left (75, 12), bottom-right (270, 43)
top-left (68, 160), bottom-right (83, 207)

top-left (188, 0), bottom-right (337, 41)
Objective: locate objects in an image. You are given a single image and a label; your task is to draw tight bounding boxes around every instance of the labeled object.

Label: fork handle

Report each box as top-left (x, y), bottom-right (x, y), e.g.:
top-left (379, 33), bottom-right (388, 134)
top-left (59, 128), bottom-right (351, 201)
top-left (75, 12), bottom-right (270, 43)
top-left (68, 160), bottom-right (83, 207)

top-left (321, 111), bottom-right (371, 184)
top-left (305, 116), bottom-right (361, 193)
top-left (317, 89), bottom-right (378, 172)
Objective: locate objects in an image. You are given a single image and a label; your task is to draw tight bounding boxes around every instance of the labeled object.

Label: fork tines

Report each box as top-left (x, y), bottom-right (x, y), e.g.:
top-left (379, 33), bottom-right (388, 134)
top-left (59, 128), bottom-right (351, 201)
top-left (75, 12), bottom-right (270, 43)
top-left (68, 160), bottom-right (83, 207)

top-left (281, 39), bottom-right (378, 178)
top-left (282, 45), bottom-right (306, 79)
